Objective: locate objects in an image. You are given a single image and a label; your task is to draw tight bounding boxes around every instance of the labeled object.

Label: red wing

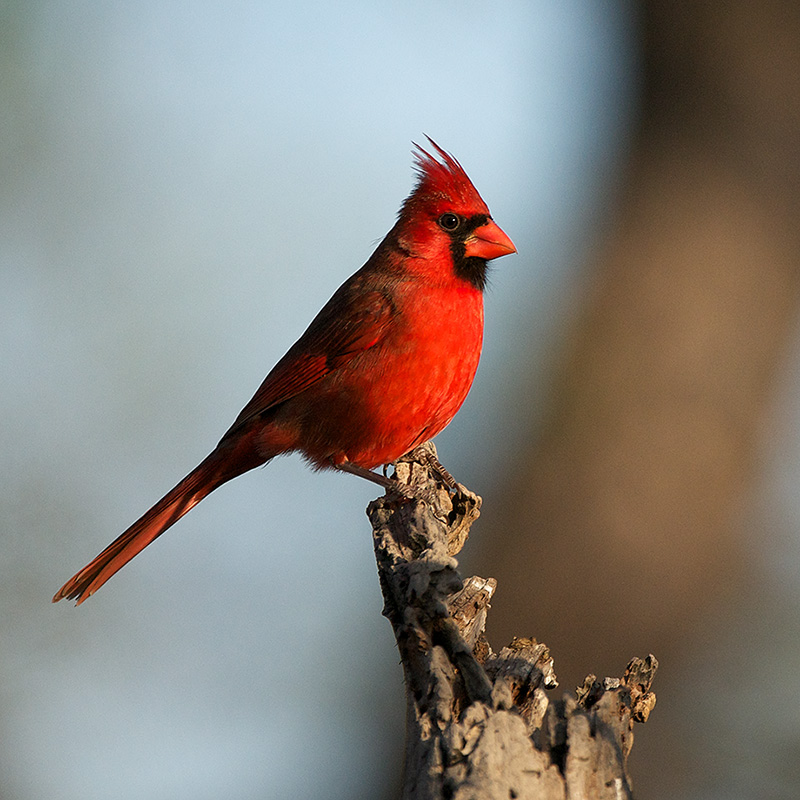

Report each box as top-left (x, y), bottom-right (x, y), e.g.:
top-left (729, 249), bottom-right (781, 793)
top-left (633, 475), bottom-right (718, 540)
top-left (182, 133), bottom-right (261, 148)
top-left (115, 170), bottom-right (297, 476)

top-left (225, 288), bottom-right (394, 434)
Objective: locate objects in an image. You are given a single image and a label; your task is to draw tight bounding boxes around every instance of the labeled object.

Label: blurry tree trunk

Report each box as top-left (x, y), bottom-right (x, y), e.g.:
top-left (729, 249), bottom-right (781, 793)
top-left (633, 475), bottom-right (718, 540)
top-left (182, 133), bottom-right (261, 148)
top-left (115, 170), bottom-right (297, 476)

top-left (481, 1), bottom-right (800, 796)
top-left (372, 447), bottom-right (657, 800)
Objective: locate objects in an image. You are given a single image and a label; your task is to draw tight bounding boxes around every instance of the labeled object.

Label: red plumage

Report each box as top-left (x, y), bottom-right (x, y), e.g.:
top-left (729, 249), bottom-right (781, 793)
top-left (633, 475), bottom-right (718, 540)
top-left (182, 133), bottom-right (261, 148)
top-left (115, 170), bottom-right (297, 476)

top-left (53, 138), bottom-right (515, 604)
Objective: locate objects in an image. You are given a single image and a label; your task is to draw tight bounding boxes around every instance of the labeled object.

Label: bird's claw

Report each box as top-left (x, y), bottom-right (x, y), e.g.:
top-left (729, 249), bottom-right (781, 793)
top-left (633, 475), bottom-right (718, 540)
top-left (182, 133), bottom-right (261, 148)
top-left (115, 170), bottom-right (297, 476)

top-left (453, 482), bottom-right (480, 505)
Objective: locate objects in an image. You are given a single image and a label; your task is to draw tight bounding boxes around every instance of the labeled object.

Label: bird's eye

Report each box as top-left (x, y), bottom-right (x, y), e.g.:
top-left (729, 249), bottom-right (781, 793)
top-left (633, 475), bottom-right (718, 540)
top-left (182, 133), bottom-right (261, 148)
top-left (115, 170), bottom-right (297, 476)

top-left (438, 213), bottom-right (461, 232)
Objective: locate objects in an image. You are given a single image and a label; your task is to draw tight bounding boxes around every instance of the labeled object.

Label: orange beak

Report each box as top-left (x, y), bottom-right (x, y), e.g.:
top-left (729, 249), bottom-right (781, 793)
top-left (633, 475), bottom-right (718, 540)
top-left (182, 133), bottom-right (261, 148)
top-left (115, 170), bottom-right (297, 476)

top-left (464, 219), bottom-right (516, 261)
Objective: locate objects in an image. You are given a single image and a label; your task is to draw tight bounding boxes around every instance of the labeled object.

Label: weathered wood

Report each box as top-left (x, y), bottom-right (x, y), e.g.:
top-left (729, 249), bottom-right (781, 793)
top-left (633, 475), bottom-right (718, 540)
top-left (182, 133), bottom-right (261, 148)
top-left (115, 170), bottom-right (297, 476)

top-left (369, 444), bottom-right (657, 800)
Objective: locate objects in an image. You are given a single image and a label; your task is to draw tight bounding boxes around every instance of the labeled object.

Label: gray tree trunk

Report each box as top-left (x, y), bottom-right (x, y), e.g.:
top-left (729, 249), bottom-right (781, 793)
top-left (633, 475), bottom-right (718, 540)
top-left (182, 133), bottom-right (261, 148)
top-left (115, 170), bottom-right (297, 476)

top-left (370, 446), bottom-right (657, 800)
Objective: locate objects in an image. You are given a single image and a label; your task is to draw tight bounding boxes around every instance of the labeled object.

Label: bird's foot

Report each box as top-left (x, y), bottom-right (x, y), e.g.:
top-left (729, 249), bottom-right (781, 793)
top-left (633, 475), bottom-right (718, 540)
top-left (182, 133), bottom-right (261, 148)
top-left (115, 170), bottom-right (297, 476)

top-left (392, 442), bottom-right (481, 510)
top-left (336, 444), bottom-right (480, 514)
top-left (391, 442), bottom-right (455, 488)
top-left (391, 444), bottom-right (482, 549)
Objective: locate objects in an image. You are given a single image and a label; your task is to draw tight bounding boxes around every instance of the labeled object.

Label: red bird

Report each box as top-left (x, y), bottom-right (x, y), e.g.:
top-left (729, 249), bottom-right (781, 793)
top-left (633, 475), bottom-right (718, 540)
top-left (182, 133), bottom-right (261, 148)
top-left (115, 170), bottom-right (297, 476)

top-left (53, 138), bottom-right (515, 604)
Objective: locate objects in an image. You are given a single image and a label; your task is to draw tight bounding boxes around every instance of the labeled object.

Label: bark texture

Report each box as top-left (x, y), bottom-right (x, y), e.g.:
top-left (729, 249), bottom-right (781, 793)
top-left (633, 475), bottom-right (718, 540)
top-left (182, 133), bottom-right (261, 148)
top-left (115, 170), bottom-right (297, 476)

top-left (370, 446), bottom-right (657, 800)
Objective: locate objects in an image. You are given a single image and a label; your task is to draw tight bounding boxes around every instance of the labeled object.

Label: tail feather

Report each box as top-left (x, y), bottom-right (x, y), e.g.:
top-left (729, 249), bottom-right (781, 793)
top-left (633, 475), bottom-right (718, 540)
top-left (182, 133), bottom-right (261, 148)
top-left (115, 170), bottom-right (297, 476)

top-left (53, 447), bottom-right (258, 605)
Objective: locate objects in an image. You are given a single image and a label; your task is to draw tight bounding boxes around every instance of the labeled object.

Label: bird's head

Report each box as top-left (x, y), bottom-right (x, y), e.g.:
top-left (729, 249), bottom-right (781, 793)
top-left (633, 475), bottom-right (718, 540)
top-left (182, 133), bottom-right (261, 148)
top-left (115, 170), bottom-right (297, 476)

top-left (395, 137), bottom-right (516, 290)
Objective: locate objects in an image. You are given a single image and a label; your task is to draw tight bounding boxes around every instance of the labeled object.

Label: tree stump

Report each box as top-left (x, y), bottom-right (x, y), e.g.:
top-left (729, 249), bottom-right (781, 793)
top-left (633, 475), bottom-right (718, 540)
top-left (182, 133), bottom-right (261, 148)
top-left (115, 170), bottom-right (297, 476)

top-left (369, 444), bottom-right (657, 800)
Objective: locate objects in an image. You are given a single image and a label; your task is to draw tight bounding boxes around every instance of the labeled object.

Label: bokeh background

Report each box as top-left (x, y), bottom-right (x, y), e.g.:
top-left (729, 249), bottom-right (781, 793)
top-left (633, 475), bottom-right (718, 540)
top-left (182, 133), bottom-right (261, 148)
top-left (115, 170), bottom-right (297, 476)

top-left (3, 1), bottom-right (800, 798)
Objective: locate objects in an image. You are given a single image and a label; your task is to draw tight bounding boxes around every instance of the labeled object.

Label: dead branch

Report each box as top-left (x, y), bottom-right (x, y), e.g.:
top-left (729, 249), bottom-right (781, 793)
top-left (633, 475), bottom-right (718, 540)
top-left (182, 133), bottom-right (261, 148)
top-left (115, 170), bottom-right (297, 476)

top-left (369, 444), bottom-right (657, 800)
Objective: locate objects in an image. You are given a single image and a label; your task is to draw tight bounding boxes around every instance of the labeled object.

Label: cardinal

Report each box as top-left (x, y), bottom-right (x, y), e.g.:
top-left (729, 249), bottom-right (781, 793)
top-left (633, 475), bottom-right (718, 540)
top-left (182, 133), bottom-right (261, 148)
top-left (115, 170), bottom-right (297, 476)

top-left (53, 138), bottom-right (515, 604)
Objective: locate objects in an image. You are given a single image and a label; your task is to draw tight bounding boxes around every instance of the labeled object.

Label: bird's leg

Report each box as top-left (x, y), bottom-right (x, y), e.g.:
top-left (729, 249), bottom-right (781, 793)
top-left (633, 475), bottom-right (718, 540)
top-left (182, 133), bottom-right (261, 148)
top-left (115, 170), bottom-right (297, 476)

top-left (335, 461), bottom-right (416, 499)
top-left (336, 448), bottom-right (466, 506)
top-left (418, 449), bottom-right (458, 490)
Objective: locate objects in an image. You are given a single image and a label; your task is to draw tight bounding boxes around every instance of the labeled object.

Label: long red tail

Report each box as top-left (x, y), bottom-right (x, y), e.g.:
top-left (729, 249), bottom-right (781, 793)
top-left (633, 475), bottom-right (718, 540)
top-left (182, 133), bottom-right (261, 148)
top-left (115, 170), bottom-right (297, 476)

top-left (53, 445), bottom-right (262, 605)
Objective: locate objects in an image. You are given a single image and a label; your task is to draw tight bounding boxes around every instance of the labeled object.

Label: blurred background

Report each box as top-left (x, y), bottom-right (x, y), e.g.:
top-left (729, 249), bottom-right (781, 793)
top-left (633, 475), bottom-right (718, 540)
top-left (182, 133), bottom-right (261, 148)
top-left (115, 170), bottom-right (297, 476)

top-left (3, 1), bottom-right (800, 798)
